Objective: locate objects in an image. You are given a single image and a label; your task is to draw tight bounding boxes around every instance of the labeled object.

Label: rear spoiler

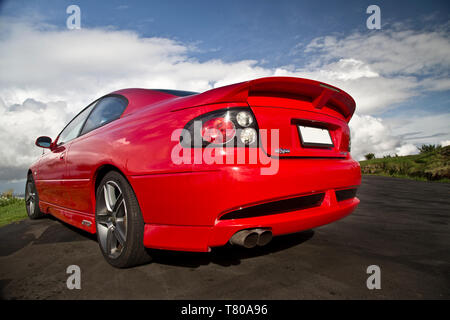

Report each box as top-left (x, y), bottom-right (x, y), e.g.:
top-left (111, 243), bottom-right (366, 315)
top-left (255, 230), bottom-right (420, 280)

top-left (178, 77), bottom-right (356, 122)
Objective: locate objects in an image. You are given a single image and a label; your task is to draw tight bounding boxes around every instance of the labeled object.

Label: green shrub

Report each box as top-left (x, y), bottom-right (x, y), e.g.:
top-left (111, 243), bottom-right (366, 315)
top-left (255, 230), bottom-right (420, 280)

top-left (418, 144), bottom-right (441, 154)
top-left (0, 197), bottom-right (24, 207)
top-left (0, 197), bottom-right (27, 227)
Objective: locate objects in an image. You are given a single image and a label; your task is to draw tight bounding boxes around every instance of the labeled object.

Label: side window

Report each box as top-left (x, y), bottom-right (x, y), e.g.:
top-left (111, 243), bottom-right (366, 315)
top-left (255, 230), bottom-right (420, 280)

top-left (80, 96), bottom-right (127, 135)
top-left (57, 102), bottom-right (97, 145)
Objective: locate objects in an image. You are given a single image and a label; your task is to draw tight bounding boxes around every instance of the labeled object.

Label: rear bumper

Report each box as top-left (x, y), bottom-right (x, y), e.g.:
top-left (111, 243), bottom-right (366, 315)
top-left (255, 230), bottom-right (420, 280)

top-left (129, 158), bottom-right (361, 252)
top-left (143, 195), bottom-right (359, 252)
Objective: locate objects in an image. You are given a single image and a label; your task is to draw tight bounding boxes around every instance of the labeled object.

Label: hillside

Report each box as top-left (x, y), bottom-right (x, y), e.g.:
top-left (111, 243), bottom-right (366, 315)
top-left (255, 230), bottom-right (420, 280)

top-left (359, 145), bottom-right (450, 182)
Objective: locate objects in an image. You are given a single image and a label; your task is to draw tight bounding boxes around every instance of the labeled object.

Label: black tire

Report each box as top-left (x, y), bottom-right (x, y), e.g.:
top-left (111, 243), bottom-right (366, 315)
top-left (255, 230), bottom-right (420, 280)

top-left (95, 171), bottom-right (151, 268)
top-left (25, 174), bottom-right (44, 219)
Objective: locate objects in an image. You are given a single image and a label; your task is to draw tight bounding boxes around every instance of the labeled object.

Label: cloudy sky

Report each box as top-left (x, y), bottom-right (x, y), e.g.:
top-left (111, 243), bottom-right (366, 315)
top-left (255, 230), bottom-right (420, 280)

top-left (0, 0), bottom-right (449, 193)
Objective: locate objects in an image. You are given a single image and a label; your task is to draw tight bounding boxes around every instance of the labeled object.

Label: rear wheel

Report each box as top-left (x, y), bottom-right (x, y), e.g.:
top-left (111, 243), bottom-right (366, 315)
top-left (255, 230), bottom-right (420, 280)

top-left (25, 174), bottom-right (44, 219)
top-left (95, 171), bottom-right (151, 268)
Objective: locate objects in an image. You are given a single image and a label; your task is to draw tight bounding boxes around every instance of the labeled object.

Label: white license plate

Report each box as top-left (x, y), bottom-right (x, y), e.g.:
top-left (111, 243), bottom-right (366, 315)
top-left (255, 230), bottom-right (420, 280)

top-left (298, 125), bottom-right (333, 147)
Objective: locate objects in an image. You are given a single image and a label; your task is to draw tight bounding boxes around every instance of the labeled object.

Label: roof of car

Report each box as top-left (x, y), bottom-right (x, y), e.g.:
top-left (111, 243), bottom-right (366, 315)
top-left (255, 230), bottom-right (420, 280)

top-left (110, 88), bottom-right (198, 115)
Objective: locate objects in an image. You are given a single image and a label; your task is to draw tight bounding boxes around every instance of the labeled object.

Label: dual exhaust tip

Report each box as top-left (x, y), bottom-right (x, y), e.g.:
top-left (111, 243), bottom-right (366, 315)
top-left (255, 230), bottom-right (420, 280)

top-left (229, 228), bottom-right (273, 248)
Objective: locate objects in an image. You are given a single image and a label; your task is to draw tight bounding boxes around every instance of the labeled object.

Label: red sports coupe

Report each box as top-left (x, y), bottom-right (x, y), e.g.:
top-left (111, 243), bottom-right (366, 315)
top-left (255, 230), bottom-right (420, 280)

top-left (26, 77), bottom-right (361, 268)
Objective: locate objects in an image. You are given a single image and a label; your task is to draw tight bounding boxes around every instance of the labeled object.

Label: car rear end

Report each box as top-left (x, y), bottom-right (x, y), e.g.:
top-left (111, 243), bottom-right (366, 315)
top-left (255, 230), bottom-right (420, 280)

top-left (137, 77), bottom-right (361, 252)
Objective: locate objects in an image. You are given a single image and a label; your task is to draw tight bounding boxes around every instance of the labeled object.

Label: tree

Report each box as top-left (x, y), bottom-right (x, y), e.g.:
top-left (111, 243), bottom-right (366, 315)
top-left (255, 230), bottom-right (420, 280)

top-left (418, 144), bottom-right (441, 154)
top-left (364, 153), bottom-right (375, 160)
top-left (1, 189), bottom-right (14, 199)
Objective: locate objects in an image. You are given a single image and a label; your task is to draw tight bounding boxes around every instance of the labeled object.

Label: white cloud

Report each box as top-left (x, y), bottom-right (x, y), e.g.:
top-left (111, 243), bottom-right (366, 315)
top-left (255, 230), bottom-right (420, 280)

top-left (349, 114), bottom-right (413, 160)
top-left (441, 140), bottom-right (450, 147)
top-left (0, 97), bottom-right (71, 181)
top-left (395, 144), bottom-right (419, 156)
top-left (348, 111), bottom-right (450, 160)
top-left (305, 28), bottom-right (450, 77)
top-left (385, 113), bottom-right (450, 146)
top-left (0, 19), bottom-right (270, 109)
top-left (296, 63), bottom-right (420, 114)
top-left (298, 27), bottom-right (450, 114)
top-left (348, 112), bottom-right (450, 160)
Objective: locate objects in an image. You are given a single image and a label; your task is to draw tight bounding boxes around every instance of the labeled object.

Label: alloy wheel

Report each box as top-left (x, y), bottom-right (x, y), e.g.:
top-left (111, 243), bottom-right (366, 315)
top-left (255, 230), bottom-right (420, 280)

top-left (25, 182), bottom-right (36, 214)
top-left (96, 180), bottom-right (128, 259)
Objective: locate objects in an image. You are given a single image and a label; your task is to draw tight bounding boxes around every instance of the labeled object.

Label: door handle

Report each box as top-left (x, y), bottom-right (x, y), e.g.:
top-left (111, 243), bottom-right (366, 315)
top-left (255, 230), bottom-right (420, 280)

top-left (60, 152), bottom-right (65, 160)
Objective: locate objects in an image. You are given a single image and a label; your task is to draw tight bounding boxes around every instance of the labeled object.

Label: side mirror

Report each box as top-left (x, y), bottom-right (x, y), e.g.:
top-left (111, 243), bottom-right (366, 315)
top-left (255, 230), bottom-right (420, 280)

top-left (35, 136), bottom-right (52, 149)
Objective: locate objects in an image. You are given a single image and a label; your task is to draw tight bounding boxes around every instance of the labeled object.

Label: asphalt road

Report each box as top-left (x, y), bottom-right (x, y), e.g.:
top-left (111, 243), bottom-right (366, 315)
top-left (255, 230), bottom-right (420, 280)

top-left (1, 176), bottom-right (449, 299)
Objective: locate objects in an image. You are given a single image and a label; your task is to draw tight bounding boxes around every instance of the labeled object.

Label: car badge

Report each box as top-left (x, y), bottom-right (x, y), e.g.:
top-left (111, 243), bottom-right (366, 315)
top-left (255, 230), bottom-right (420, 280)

top-left (275, 148), bottom-right (290, 154)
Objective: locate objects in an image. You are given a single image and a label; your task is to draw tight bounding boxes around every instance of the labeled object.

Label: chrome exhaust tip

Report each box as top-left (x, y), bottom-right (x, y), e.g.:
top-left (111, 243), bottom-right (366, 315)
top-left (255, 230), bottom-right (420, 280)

top-left (255, 229), bottom-right (273, 246)
top-left (229, 228), bottom-right (273, 248)
top-left (229, 230), bottom-right (259, 248)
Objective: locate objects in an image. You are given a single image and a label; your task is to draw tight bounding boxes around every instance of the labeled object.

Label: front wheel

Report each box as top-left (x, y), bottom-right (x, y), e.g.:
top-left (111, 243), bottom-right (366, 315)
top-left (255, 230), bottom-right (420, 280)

top-left (95, 171), bottom-right (151, 268)
top-left (25, 174), bottom-right (44, 219)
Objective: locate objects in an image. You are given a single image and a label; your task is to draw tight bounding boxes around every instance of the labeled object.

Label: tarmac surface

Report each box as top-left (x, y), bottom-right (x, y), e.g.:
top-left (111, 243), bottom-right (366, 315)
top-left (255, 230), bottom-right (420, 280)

top-left (1, 175), bottom-right (449, 299)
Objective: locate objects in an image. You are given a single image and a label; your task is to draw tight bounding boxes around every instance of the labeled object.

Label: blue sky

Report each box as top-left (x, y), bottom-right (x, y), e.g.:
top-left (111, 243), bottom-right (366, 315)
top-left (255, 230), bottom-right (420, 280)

top-left (0, 0), bottom-right (449, 193)
top-left (1, 0), bottom-right (449, 64)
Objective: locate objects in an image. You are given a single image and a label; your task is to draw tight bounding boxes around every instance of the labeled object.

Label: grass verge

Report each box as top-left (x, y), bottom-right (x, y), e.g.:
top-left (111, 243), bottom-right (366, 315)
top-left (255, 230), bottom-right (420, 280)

top-left (0, 197), bottom-right (28, 227)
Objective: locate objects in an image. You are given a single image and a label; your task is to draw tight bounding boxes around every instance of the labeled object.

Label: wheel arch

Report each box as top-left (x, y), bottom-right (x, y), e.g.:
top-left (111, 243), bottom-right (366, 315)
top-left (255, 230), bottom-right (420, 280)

top-left (91, 164), bottom-right (140, 214)
top-left (94, 164), bottom-right (123, 193)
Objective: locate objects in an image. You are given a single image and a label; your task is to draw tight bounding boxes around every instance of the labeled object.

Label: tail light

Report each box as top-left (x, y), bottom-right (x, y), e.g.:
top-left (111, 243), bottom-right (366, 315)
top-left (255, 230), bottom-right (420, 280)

top-left (201, 117), bottom-right (236, 144)
top-left (180, 107), bottom-right (258, 148)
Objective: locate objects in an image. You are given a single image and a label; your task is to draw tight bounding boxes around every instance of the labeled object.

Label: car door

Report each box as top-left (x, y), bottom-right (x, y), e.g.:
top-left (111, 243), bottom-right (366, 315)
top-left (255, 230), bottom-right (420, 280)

top-left (64, 95), bottom-right (128, 214)
top-left (35, 143), bottom-right (68, 207)
top-left (37, 102), bottom-right (97, 208)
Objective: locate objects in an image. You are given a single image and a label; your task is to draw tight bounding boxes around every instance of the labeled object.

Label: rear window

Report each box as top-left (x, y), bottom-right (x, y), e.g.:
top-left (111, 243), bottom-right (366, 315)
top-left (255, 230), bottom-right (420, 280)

top-left (80, 96), bottom-right (127, 135)
top-left (154, 89), bottom-right (198, 97)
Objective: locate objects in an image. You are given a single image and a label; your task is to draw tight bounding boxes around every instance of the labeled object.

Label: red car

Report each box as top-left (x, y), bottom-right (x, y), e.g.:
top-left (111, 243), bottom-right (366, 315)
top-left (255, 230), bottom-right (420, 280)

top-left (26, 77), bottom-right (361, 268)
